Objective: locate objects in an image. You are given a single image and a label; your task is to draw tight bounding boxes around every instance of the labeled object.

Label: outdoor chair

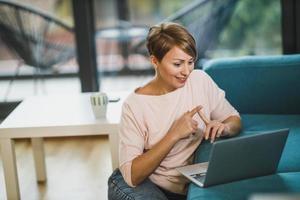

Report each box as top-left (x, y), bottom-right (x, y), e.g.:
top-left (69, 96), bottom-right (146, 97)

top-left (0, 0), bottom-right (75, 100)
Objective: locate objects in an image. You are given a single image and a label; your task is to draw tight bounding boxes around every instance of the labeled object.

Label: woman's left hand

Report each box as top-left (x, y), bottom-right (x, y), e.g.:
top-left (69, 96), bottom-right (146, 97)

top-left (204, 120), bottom-right (230, 143)
top-left (197, 110), bottom-right (241, 143)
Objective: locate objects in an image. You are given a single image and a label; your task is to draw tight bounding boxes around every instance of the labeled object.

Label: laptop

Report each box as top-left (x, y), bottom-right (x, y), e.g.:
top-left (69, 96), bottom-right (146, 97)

top-left (176, 129), bottom-right (289, 187)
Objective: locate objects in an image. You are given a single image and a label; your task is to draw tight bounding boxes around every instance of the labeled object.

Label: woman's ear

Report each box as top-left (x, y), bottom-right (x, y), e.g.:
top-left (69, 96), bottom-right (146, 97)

top-left (150, 55), bottom-right (159, 69)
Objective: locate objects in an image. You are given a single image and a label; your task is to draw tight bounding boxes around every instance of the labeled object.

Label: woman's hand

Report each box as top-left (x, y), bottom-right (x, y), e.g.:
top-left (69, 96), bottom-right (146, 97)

top-left (167, 105), bottom-right (202, 141)
top-left (204, 120), bottom-right (230, 143)
top-left (197, 110), bottom-right (241, 143)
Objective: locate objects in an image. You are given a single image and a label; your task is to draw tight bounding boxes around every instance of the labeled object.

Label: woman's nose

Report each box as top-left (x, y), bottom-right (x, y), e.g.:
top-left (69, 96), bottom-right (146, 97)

top-left (181, 63), bottom-right (190, 76)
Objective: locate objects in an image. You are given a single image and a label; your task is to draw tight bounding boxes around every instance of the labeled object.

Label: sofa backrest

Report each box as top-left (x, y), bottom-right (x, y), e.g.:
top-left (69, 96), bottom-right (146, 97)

top-left (203, 54), bottom-right (300, 114)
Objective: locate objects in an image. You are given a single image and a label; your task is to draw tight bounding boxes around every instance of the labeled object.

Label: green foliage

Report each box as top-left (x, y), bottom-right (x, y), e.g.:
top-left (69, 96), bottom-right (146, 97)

top-left (214, 0), bottom-right (281, 56)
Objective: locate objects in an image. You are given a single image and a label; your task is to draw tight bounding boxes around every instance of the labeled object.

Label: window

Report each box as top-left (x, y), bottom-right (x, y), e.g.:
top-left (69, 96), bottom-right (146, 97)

top-left (207, 0), bottom-right (282, 58)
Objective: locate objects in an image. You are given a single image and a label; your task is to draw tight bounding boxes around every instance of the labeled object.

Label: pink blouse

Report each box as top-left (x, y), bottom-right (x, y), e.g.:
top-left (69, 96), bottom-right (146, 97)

top-left (118, 70), bottom-right (239, 194)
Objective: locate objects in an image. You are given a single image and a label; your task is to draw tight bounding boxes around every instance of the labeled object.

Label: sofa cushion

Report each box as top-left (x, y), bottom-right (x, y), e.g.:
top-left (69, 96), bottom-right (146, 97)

top-left (187, 172), bottom-right (300, 200)
top-left (202, 54), bottom-right (300, 114)
top-left (242, 114), bottom-right (300, 173)
top-left (194, 114), bottom-right (300, 173)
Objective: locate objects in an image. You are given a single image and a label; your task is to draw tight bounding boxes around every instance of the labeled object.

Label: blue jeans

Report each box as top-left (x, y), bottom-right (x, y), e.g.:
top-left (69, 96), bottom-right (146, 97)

top-left (108, 169), bottom-right (186, 200)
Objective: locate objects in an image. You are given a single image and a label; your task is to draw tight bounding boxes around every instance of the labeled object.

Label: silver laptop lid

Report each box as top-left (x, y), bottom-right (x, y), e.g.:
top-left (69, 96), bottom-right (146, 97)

top-left (203, 129), bottom-right (289, 187)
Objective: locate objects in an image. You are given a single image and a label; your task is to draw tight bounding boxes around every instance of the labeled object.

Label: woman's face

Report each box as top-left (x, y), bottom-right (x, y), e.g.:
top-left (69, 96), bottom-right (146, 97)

top-left (154, 46), bottom-right (195, 92)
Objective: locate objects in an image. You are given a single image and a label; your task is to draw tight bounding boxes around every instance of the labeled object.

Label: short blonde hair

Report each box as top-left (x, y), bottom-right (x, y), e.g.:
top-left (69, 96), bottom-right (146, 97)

top-left (146, 22), bottom-right (197, 62)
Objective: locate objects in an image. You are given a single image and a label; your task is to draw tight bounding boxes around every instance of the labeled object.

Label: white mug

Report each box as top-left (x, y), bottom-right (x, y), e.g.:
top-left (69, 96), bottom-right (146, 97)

top-left (90, 92), bottom-right (108, 118)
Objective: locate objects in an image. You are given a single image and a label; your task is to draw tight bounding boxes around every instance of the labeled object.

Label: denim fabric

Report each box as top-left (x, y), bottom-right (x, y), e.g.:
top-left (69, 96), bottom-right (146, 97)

top-left (157, 185), bottom-right (187, 200)
top-left (108, 169), bottom-right (186, 200)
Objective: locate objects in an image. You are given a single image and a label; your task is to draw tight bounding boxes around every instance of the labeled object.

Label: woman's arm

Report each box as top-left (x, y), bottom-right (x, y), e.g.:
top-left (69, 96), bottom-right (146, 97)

top-left (222, 115), bottom-right (242, 137)
top-left (131, 131), bottom-right (177, 186)
top-left (131, 106), bottom-right (202, 186)
top-left (200, 71), bottom-right (242, 142)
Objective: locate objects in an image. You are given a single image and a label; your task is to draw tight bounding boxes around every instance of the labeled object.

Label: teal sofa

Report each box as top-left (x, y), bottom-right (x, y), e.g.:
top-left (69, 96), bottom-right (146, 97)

top-left (188, 54), bottom-right (300, 200)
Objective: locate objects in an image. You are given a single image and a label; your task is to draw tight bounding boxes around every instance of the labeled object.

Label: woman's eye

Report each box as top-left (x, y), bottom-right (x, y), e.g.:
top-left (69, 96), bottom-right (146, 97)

top-left (173, 63), bottom-right (181, 67)
top-left (188, 61), bottom-right (194, 65)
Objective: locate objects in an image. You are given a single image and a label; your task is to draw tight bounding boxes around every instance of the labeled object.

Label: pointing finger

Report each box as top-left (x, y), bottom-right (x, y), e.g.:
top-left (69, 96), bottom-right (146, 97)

top-left (197, 110), bottom-right (210, 125)
top-left (188, 105), bottom-right (203, 117)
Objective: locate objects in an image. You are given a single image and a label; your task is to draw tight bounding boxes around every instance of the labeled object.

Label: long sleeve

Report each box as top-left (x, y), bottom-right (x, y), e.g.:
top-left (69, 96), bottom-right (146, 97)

top-left (201, 71), bottom-right (240, 121)
top-left (119, 102), bottom-right (145, 187)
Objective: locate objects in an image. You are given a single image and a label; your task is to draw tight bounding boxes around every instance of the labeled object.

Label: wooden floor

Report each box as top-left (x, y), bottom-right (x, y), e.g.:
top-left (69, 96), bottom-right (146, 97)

top-left (0, 136), bottom-right (112, 200)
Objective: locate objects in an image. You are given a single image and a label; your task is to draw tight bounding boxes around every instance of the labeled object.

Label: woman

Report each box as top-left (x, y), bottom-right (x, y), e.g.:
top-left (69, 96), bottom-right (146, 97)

top-left (108, 22), bottom-right (242, 200)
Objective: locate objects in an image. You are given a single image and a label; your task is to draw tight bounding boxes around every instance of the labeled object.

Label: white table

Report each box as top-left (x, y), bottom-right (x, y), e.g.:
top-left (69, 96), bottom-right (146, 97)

top-left (0, 92), bottom-right (126, 200)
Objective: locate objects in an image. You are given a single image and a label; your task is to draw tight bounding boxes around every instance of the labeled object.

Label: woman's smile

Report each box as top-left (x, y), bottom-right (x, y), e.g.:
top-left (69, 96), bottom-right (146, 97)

top-left (175, 76), bottom-right (187, 84)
